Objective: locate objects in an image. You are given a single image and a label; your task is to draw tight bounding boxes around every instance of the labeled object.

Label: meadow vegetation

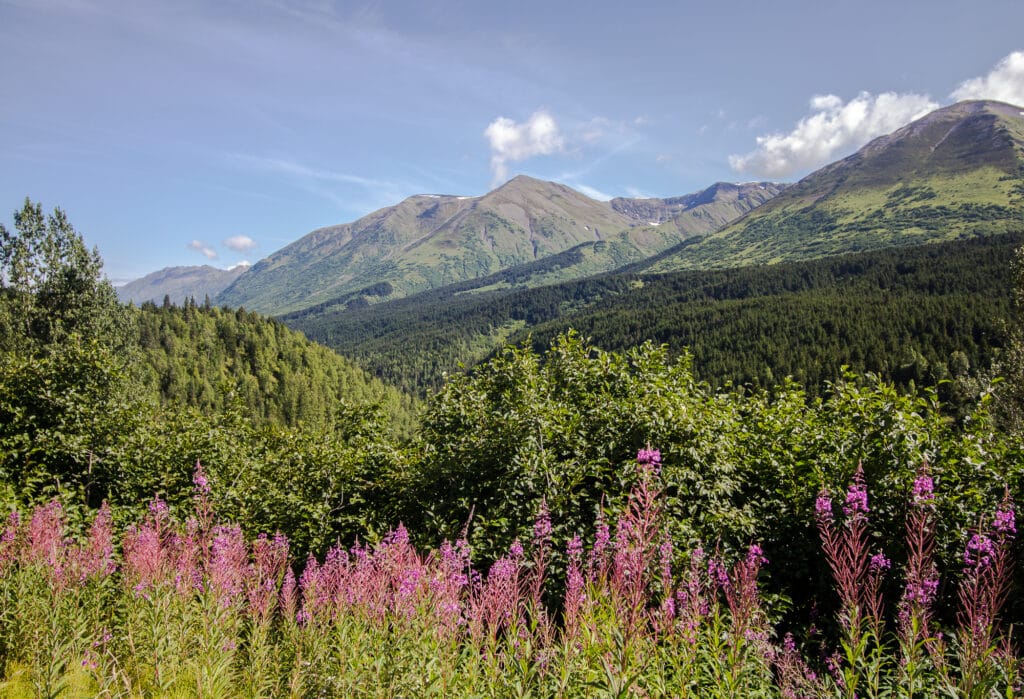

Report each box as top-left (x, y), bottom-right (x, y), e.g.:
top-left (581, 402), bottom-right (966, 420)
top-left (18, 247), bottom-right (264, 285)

top-left (3, 199), bottom-right (1024, 696)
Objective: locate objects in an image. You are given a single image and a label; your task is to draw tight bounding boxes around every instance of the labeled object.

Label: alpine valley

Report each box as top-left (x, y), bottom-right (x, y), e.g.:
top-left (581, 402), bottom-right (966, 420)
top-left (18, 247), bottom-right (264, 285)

top-left (118, 100), bottom-right (1024, 395)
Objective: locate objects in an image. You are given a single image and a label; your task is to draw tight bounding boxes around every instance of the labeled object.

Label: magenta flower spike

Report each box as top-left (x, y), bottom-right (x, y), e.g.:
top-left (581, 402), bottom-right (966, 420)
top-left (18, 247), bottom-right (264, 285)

top-left (75, 501), bottom-right (116, 582)
top-left (209, 524), bottom-right (247, 607)
top-left (0, 511), bottom-right (19, 575)
top-left (842, 468), bottom-right (869, 520)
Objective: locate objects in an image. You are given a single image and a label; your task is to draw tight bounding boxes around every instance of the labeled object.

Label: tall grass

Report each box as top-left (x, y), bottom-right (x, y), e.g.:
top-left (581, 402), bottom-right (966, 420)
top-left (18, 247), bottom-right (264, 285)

top-left (0, 451), bottom-right (1018, 697)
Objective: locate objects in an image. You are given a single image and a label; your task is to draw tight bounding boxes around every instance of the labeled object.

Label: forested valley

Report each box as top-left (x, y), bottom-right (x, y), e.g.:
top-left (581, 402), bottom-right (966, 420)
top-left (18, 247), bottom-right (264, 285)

top-left (287, 232), bottom-right (1022, 401)
top-left (3, 199), bottom-right (1024, 695)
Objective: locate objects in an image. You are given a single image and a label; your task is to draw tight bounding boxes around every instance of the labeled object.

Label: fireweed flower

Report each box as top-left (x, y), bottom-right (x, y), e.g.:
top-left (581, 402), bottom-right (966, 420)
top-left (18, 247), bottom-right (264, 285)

top-left (124, 524), bottom-right (163, 593)
top-left (75, 501), bottom-right (116, 582)
top-left (814, 493), bottom-right (834, 526)
top-left (192, 459), bottom-right (211, 496)
top-left (171, 519), bottom-right (204, 596)
top-left (280, 566), bottom-right (298, 622)
top-left (843, 472), bottom-right (869, 519)
top-left (911, 474), bottom-right (935, 503)
top-left (636, 447), bottom-right (662, 475)
top-left (0, 511), bottom-right (19, 574)
top-left (747, 544), bottom-right (768, 567)
top-left (659, 538), bottom-right (673, 585)
top-left (564, 534), bottom-right (586, 630)
top-left (475, 546), bottom-right (523, 636)
top-left (533, 500), bottom-right (552, 544)
top-left (248, 532), bottom-right (289, 622)
top-left (964, 534), bottom-right (996, 570)
top-left (904, 577), bottom-right (939, 606)
top-left (28, 500), bottom-right (66, 575)
top-left (298, 554), bottom-right (322, 621)
top-left (870, 553), bottom-right (891, 573)
top-left (589, 513), bottom-right (612, 580)
top-left (993, 508), bottom-right (1016, 536)
top-left (210, 524), bottom-right (247, 607)
top-left (783, 632), bottom-right (797, 653)
top-left (148, 498), bottom-right (169, 521)
top-left (709, 558), bottom-right (730, 590)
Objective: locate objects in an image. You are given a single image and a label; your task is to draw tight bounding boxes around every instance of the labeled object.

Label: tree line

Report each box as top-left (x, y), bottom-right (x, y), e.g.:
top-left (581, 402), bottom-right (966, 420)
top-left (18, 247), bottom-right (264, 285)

top-left (287, 231), bottom-right (1022, 400)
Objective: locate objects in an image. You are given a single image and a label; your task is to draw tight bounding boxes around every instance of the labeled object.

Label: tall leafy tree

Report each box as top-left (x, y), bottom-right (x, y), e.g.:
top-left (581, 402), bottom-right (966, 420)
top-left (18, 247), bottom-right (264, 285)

top-left (0, 199), bottom-right (139, 510)
top-left (0, 198), bottom-right (131, 352)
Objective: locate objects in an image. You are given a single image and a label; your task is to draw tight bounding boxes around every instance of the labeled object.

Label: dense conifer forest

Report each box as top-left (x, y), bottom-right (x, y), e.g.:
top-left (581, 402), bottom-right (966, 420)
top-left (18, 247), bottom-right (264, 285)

top-left (286, 232), bottom-right (1022, 398)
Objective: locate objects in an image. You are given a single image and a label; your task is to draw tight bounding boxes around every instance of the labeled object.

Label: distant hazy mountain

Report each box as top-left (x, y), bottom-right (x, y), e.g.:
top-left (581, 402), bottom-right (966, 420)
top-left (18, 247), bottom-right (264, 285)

top-left (117, 264), bottom-right (250, 306)
top-left (611, 181), bottom-right (784, 234)
top-left (643, 100), bottom-right (1024, 273)
top-left (216, 176), bottom-right (783, 315)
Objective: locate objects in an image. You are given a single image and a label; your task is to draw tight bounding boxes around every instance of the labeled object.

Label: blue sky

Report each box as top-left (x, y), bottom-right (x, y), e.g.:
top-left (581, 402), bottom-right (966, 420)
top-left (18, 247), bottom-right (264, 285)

top-left (2, 0), bottom-right (1024, 282)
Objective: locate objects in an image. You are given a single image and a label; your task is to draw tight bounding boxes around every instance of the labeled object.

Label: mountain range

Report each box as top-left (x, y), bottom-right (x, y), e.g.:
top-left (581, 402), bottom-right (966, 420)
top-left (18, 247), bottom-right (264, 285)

top-left (122, 100), bottom-right (1024, 329)
top-left (214, 177), bottom-right (783, 315)
top-left (117, 263), bottom-right (250, 306)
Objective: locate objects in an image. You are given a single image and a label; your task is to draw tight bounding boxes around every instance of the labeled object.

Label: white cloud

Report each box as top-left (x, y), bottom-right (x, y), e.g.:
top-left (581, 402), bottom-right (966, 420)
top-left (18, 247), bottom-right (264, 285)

top-left (951, 50), bottom-right (1024, 107)
top-left (484, 110), bottom-right (564, 187)
top-left (188, 240), bottom-right (217, 260)
top-left (227, 261), bottom-right (251, 270)
top-left (729, 91), bottom-right (938, 179)
top-left (223, 234), bottom-right (257, 253)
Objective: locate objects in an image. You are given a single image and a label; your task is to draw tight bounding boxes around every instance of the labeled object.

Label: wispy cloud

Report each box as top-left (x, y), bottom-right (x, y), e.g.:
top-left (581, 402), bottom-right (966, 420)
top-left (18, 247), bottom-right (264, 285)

top-left (230, 154), bottom-right (396, 189)
top-left (188, 240), bottom-right (217, 260)
top-left (951, 50), bottom-right (1024, 107)
top-left (223, 234), bottom-right (257, 253)
top-left (484, 110), bottom-right (564, 187)
top-left (227, 153), bottom-right (419, 213)
top-left (572, 183), bottom-right (613, 201)
top-left (625, 186), bottom-right (651, 199)
top-left (729, 91), bottom-right (937, 178)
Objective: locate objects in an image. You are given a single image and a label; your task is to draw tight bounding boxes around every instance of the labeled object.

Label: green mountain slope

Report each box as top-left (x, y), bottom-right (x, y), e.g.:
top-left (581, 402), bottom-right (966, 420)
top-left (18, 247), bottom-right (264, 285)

top-left (284, 232), bottom-right (1020, 396)
top-left (643, 100), bottom-right (1024, 272)
top-left (216, 177), bottom-right (783, 315)
top-left (117, 264), bottom-right (250, 306)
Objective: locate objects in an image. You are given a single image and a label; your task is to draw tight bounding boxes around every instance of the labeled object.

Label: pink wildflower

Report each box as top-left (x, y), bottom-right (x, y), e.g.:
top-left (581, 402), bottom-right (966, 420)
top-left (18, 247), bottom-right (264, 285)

top-left (843, 474), bottom-right (869, 519)
top-left (636, 447), bottom-right (662, 475)
top-left (0, 511), bottom-right (21, 574)
top-left (532, 500), bottom-right (552, 544)
top-left (209, 524), bottom-right (247, 607)
top-left (192, 459), bottom-right (210, 496)
top-left (993, 508), bottom-right (1016, 536)
top-left (911, 474), bottom-right (934, 503)
top-left (870, 552), bottom-right (891, 573)
top-left (814, 493), bottom-right (833, 526)
top-left (75, 501), bottom-right (116, 581)
top-left (964, 534), bottom-right (996, 570)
